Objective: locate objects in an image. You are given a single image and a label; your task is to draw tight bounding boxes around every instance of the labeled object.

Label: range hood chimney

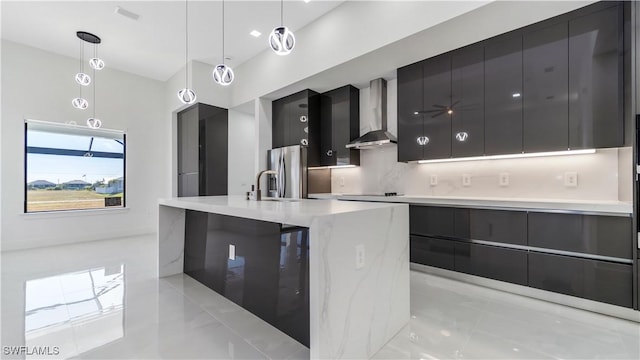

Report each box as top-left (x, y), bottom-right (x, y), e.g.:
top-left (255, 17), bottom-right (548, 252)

top-left (346, 78), bottom-right (397, 149)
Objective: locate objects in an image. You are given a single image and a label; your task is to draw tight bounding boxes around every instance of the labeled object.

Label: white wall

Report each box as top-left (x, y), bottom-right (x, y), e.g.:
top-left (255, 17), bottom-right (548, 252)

top-left (331, 79), bottom-right (631, 202)
top-left (227, 109), bottom-right (255, 195)
top-left (1, 40), bottom-right (167, 251)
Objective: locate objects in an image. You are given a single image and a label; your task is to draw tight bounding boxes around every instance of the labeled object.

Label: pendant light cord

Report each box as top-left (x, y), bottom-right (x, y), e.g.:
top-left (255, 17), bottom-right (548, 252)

top-left (79, 40), bottom-right (83, 98)
top-left (281, 0), bottom-right (283, 26)
top-left (222, 0), bottom-right (225, 64)
top-left (93, 45), bottom-right (96, 119)
top-left (185, 0), bottom-right (189, 88)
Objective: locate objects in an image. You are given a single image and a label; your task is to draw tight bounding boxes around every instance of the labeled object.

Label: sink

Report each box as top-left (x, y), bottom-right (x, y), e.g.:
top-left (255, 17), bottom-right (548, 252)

top-left (262, 198), bottom-right (301, 202)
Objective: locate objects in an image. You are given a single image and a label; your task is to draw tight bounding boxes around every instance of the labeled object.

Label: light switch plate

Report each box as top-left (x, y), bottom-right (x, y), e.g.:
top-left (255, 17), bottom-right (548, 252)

top-left (430, 174), bottom-right (438, 186)
top-left (462, 174), bottom-right (471, 187)
top-left (564, 171), bottom-right (578, 187)
top-left (355, 244), bottom-right (365, 270)
top-left (499, 173), bottom-right (509, 187)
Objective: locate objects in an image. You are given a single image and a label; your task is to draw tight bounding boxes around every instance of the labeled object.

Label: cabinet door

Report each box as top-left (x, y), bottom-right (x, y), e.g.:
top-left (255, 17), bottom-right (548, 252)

top-left (410, 206), bottom-right (454, 238)
top-left (523, 22), bottom-right (569, 152)
top-left (397, 61), bottom-right (424, 162)
top-left (177, 106), bottom-right (199, 175)
top-left (528, 212), bottom-right (632, 259)
top-left (288, 97), bottom-right (308, 147)
top-left (569, 4), bottom-right (623, 149)
top-left (319, 94), bottom-right (333, 166)
top-left (331, 88), bottom-right (350, 164)
top-left (410, 236), bottom-right (455, 271)
top-left (422, 54), bottom-right (452, 160)
top-left (470, 209), bottom-right (527, 245)
top-left (529, 252), bottom-right (632, 308)
top-left (454, 242), bottom-right (528, 286)
top-left (272, 99), bottom-right (286, 148)
top-left (451, 46), bottom-right (485, 157)
top-left (485, 33), bottom-right (523, 155)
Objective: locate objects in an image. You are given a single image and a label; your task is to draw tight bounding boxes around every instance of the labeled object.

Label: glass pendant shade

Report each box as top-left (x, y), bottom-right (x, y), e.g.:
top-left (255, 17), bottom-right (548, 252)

top-left (75, 72), bottom-right (91, 86)
top-left (269, 26), bottom-right (295, 55)
top-left (212, 64), bottom-right (234, 86)
top-left (89, 58), bottom-right (105, 70)
top-left (177, 88), bottom-right (197, 104)
top-left (72, 97), bottom-right (89, 110)
top-left (455, 132), bottom-right (469, 142)
top-left (86, 118), bottom-right (102, 129)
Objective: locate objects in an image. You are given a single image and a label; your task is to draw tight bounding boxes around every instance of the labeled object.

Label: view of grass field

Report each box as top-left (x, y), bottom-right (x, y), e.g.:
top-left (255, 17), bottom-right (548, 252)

top-left (26, 190), bottom-right (123, 212)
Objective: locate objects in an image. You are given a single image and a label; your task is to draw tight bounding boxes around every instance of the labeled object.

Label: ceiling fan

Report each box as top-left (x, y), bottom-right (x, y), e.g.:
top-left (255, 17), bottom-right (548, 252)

top-left (414, 100), bottom-right (479, 118)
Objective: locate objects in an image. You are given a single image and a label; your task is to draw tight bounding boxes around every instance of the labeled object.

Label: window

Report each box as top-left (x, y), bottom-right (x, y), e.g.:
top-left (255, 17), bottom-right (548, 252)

top-left (25, 120), bottom-right (125, 213)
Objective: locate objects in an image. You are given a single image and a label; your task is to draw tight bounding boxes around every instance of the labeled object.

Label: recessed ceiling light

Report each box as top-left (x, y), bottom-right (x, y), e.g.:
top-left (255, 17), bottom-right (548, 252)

top-left (250, 30), bottom-right (261, 37)
top-left (512, 92), bottom-right (521, 98)
top-left (304, 0), bottom-right (311, 3)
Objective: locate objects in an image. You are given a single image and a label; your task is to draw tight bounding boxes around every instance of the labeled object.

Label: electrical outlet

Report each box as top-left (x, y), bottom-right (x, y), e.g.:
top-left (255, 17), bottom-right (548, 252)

top-left (430, 174), bottom-right (438, 186)
top-left (499, 173), bottom-right (509, 187)
top-left (340, 176), bottom-right (345, 187)
top-left (355, 244), bottom-right (365, 270)
top-left (564, 172), bottom-right (578, 187)
top-left (229, 244), bottom-right (236, 260)
top-left (462, 174), bottom-right (471, 187)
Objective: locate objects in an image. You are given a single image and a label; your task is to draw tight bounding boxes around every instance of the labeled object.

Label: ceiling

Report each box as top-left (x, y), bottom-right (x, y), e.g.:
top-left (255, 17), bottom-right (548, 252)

top-left (1, 0), bottom-right (344, 81)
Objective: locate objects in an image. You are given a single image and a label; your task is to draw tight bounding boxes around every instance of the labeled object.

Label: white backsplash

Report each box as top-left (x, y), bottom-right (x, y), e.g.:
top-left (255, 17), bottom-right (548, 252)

top-left (331, 146), bottom-right (631, 201)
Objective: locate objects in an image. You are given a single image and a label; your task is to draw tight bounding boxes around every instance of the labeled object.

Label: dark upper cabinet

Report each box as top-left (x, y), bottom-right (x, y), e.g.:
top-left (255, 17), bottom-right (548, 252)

top-left (451, 46), bottom-right (485, 157)
top-left (422, 54), bottom-right (452, 160)
top-left (397, 61), bottom-right (424, 162)
top-left (470, 209), bottom-right (527, 246)
top-left (272, 89), bottom-right (321, 166)
top-left (319, 85), bottom-right (360, 167)
top-left (484, 33), bottom-right (523, 155)
top-left (529, 252), bottom-right (632, 308)
top-left (177, 103), bottom-right (228, 197)
top-left (569, 4), bottom-right (624, 149)
top-left (523, 22), bottom-right (569, 152)
top-left (528, 212), bottom-right (632, 259)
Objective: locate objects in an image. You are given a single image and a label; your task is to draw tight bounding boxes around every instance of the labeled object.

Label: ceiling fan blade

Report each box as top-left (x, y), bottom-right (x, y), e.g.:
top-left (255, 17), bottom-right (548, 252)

top-left (432, 104), bottom-right (447, 108)
top-left (450, 100), bottom-right (461, 108)
top-left (431, 111), bottom-right (446, 118)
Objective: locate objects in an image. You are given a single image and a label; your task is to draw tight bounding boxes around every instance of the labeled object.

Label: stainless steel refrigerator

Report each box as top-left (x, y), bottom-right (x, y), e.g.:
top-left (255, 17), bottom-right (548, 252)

top-left (267, 145), bottom-right (307, 199)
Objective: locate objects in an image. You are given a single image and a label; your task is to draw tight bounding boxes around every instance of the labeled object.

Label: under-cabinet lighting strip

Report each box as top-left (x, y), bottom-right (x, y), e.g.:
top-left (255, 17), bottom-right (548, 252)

top-left (417, 149), bottom-right (596, 164)
top-left (308, 165), bottom-right (358, 170)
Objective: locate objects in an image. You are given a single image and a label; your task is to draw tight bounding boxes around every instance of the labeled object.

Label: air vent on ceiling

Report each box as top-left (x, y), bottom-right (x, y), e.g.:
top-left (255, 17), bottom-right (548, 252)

top-left (115, 6), bottom-right (140, 21)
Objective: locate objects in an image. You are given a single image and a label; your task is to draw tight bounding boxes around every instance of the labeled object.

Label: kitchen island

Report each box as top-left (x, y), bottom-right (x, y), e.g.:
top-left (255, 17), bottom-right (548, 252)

top-left (158, 196), bottom-right (409, 359)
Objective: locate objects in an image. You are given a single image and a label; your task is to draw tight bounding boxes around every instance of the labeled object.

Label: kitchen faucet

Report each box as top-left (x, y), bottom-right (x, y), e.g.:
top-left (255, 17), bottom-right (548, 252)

top-left (248, 170), bottom-right (277, 201)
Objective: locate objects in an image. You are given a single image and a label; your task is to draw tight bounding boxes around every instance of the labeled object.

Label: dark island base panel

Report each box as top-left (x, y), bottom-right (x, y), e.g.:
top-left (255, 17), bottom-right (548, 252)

top-left (183, 210), bottom-right (310, 347)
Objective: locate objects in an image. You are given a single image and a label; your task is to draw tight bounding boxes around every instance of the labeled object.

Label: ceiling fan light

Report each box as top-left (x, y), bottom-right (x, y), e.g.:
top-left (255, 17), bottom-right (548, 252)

top-left (212, 64), bottom-right (234, 86)
top-left (75, 72), bottom-right (91, 86)
top-left (72, 97), bottom-right (89, 109)
top-left (89, 57), bottom-right (105, 70)
top-left (177, 88), bottom-right (197, 104)
top-left (269, 26), bottom-right (295, 55)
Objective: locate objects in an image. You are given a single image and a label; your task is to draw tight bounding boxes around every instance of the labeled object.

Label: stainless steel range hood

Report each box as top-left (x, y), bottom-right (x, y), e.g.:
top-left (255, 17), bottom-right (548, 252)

top-left (346, 78), bottom-right (397, 149)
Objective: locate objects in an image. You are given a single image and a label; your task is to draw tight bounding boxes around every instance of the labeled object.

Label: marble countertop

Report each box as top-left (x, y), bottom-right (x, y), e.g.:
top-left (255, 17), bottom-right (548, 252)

top-left (308, 194), bottom-right (632, 216)
top-left (159, 195), bottom-right (407, 227)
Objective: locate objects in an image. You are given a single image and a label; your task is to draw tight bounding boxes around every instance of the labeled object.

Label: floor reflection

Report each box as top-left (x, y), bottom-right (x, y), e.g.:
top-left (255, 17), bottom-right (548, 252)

top-left (25, 265), bottom-right (124, 359)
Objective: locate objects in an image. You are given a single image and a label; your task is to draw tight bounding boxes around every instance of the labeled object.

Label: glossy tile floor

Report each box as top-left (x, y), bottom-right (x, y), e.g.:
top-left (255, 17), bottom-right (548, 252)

top-left (1, 234), bottom-right (639, 359)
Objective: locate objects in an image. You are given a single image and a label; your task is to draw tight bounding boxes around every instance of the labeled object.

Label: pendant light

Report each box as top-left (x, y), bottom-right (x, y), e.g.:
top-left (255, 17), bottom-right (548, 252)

top-left (269, 0), bottom-right (295, 56)
top-left (177, 0), bottom-right (197, 104)
top-left (72, 32), bottom-right (98, 110)
top-left (212, 0), bottom-right (234, 86)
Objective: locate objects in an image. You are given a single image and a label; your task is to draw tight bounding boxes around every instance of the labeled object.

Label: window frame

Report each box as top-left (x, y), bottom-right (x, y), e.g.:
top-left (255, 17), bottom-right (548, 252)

top-left (24, 119), bottom-right (127, 213)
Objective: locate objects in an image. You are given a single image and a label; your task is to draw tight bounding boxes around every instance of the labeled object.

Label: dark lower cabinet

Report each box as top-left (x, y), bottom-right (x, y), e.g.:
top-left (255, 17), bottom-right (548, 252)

top-left (469, 209), bottom-right (527, 245)
top-left (529, 252), bottom-right (632, 308)
top-left (409, 205), bottom-right (469, 239)
top-left (528, 212), bottom-right (632, 259)
top-left (184, 210), bottom-right (310, 347)
top-left (410, 236), bottom-right (455, 271)
top-left (454, 242), bottom-right (528, 286)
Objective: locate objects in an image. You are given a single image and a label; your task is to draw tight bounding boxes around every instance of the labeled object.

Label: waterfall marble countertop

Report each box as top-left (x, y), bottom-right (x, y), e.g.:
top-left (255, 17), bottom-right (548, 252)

top-left (159, 195), bottom-right (407, 226)
top-left (308, 194), bottom-right (632, 216)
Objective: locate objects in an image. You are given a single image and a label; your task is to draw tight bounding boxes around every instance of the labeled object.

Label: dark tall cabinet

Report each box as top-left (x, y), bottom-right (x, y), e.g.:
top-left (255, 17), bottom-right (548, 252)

top-left (272, 89), bottom-right (321, 166)
top-left (177, 103), bottom-right (228, 197)
top-left (319, 85), bottom-right (360, 167)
